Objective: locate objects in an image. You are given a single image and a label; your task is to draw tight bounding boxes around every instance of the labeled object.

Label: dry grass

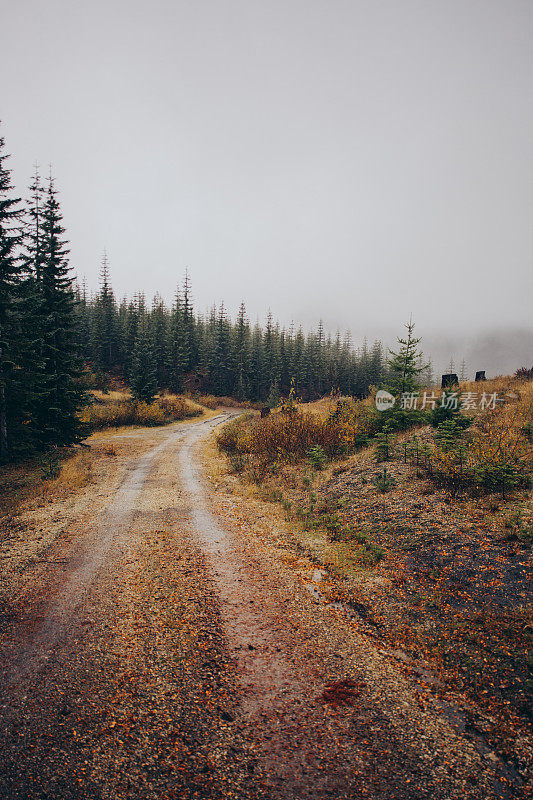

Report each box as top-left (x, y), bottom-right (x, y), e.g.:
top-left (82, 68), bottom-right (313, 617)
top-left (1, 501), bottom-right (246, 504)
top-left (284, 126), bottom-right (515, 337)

top-left (297, 397), bottom-right (338, 420)
top-left (458, 376), bottom-right (533, 399)
top-left (80, 393), bottom-right (205, 431)
top-left (208, 382), bottom-right (533, 749)
top-left (0, 448), bottom-right (95, 519)
top-left (49, 449), bottom-right (94, 492)
top-left (196, 395), bottom-right (262, 410)
top-left (0, 460), bottom-right (44, 519)
top-left (196, 394), bottom-right (219, 410)
top-left (91, 390), bottom-right (132, 402)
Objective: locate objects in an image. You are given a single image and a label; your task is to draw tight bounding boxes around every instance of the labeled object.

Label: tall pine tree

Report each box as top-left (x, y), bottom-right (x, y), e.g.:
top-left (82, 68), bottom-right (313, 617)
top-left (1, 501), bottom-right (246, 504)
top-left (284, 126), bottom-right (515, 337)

top-left (34, 175), bottom-right (86, 447)
top-left (0, 126), bottom-right (24, 461)
top-left (130, 314), bottom-right (157, 403)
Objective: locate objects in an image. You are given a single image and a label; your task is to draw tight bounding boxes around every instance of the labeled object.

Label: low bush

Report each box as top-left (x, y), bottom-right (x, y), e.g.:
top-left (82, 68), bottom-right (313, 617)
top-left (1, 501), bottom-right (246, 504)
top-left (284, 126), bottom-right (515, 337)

top-left (372, 467), bottom-right (396, 493)
top-left (218, 402), bottom-right (370, 473)
top-left (197, 394), bottom-right (219, 410)
top-left (79, 394), bottom-right (203, 431)
top-left (308, 445), bottom-right (327, 470)
top-left (374, 426), bottom-right (395, 462)
top-left (216, 414), bottom-right (254, 454)
top-left (247, 411), bottom-right (348, 463)
top-left (423, 398), bottom-right (533, 498)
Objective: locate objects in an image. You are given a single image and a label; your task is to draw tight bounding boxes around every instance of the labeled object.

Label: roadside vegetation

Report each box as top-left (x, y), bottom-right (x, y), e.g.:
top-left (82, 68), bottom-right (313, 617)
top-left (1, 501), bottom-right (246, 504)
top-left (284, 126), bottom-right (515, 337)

top-left (216, 327), bottom-right (533, 758)
top-left (79, 391), bottom-right (206, 430)
top-left (0, 390), bottom-right (216, 520)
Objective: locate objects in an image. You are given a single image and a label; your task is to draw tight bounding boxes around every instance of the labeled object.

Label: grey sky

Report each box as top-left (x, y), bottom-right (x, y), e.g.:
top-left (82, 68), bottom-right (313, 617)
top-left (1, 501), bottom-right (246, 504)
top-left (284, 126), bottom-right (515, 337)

top-left (2, 0), bottom-right (532, 373)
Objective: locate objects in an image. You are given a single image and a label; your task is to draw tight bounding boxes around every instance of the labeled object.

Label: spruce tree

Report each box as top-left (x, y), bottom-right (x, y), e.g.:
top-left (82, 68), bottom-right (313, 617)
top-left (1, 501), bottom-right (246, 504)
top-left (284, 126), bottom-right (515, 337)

top-left (232, 302), bottom-right (251, 399)
top-left (182, 269), bottom-right (198, 371)
top-left (130, 315), bottom-right (157, 403)
top-left (35, 175), bottom-right (86, 448)
top-left (73, 278), bottom-right (91, 366)
top-left (16, 167), bottom-right (49, 455)
top-left (91, 251), bottom-right (118, 375)
top-left (315, 319), bottom-right (327, 395)
top-left (249, 323), bottom-right (265, 401)
top-left (382, 319), bottom-right (427, 430)
top-left (210, 303), bottom-right (233, 395)
top-left (122, 297), bottom-right (140, 378)
top-left (168, 286), bottom-right (188, 392)
top-left (339, 331), bottom-right (353, 395)
top-left (386, 319), bottom-right (427, 396)
top-left (279, 329), bottom-right (291, 395)
top-left (0, 127), bottom-right (23, 461)
top-left (290, 326), bottom-right (305, 395)
top-left (150, 293), bottom-right (168, 388)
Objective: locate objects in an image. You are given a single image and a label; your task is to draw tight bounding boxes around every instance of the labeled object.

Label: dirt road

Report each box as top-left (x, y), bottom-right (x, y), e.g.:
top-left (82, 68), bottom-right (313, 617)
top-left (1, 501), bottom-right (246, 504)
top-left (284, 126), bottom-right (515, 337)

top-left (0, 414), bottom-right (523, 798)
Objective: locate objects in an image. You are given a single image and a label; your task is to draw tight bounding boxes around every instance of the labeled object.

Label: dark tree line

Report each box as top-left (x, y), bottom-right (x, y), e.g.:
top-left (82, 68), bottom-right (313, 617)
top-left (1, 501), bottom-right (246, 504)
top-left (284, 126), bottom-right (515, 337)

top-left (79, 265), bottom-right (388, 405)
top-left (0, 127), bottom-right (85, 462)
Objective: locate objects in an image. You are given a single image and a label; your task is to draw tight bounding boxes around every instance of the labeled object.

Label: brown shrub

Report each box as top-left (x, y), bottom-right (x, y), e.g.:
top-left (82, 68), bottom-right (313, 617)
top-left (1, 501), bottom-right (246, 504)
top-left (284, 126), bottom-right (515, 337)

top-left (197, 394), bottom-right (219, 410)
top-left (79, 394), bottom-right (202, 431)
top-left (218, 409), bottom-right (365, 465)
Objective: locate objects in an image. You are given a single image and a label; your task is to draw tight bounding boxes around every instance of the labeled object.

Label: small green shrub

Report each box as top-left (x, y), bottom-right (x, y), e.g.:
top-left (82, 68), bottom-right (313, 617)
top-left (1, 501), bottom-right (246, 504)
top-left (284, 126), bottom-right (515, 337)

top-left (374, 426), bottom-right (395, 462)
top-left (372, 467), bottom-right (396, 493)
top-left (39, 449), bottom-right (61, 480)
top-left (308, 445), bottom-right (327, 470)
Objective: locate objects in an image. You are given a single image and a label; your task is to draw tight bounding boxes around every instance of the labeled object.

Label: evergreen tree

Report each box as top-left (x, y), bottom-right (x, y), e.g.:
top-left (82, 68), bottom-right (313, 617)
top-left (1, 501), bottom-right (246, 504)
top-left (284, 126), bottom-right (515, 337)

top-left (423, 356), bottom-right (434, 387)
top-left (339, 331), bottom-right (353, 395)
top-left (232, 302), bottom-right (251, 399)
top-left (386, 319), bottom-right (427, 396)
top-left (182, 269), bottom-right (197, 371)
top-left (34, 175), bottom-right (86, 447)
top-left (249, 323), bottom-right (265, 401)
top-left (291, 326), bottom-right (306, 395)
top-left (315, 319), bottom-right (327, 395)
top-left (130, 315), bottom-right (157, 403)
top-left (382, 319), bottom-right (428, 431)
top-left (263, 311), bottom-right (280, 401)
top-left (91, 251), bottom-right (118, 373)
top-left (168, 286), bottom-right (188, 392)
top-left (210, 303), bottom-right (233, 395)
top-left (150, 292), bottom-right (168, 388)
top-left (122, 297), bottom-right (140, 378)
top-left (279, 329), bottom-right (291, 395)
top-left (73, 278), bottom-right (91, 361)
top-left (17, 167), bottom-right (50, 450)
top-left (23, 167), bottom-right (46, 281)
top-left (0, 127), bottom-right (24, 461)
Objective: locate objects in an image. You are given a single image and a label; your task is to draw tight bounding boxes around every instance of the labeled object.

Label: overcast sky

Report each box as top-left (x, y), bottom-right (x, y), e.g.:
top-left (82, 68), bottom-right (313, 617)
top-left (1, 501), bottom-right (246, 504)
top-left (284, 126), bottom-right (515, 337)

top-left (2, 0), bottom-right (532, 371)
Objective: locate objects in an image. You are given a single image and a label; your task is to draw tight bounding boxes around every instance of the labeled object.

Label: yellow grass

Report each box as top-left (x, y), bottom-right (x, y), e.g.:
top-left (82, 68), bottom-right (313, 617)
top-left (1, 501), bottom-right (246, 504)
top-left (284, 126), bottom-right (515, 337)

top-left (196, 394), bottom-right (219, 410)
top-left (51, 450), bottom-right (93, 491)
top-left (80, 393), bottom-right (206, 431)
top-left (91, 389), bottom-right (132, 402)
